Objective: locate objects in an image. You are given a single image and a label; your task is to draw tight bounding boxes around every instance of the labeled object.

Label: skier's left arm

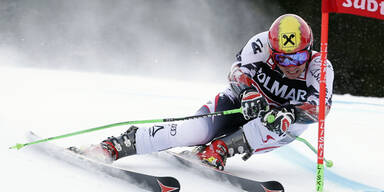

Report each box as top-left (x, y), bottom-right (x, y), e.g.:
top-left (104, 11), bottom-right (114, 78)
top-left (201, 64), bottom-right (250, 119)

top-left (289, 57), bottom-right (335, 124)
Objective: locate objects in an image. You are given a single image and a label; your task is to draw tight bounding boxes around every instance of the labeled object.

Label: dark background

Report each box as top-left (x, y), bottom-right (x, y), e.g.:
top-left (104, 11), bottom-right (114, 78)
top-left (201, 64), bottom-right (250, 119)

top-left (270, 0), bottom-right (384, 97)
top-left (1, 0), bottom-right (383, 97)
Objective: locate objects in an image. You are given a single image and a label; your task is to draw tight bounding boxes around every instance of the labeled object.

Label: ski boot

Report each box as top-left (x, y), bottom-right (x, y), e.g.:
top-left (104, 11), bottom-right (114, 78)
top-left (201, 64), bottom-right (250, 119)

top-left (101, 125), bottom-right (139, 161)
top-left (69, 125), bottom-right (139, 163)
top-left (68, 144), bottom-right (114, 163)
top-left (195, 129), bottom-right (253, 170)
top-left (196, 140), bottom-right (228, 171)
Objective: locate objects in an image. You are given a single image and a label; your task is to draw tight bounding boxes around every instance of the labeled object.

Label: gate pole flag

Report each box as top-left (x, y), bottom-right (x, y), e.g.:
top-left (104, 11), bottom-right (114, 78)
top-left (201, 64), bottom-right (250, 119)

top-left (319, 0), bottom-right (384, 191)
top-left (323, 0), bottom-right (384, 20)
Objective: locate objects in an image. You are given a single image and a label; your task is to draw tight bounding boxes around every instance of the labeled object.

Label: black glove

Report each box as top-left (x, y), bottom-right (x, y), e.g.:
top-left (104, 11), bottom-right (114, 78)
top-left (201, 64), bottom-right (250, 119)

top-left (241, 89), bottom-right (269, 120)
top-left (262, 106), bottom-right (295, 136)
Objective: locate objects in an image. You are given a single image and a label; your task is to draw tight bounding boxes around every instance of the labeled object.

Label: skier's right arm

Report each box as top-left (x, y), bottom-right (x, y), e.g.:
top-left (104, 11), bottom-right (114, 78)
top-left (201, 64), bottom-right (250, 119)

top-left (228, 62), bottom-right (268, 120)
top-left (228, 31), bottom-right (270, 119)
top-left (227, 62), bottom-right (254, 99)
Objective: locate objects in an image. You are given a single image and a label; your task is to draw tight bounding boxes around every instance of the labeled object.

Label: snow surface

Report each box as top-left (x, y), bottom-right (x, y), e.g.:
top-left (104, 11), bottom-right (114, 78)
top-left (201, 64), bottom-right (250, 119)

top-left (2, 66), bottom-right (384, 192)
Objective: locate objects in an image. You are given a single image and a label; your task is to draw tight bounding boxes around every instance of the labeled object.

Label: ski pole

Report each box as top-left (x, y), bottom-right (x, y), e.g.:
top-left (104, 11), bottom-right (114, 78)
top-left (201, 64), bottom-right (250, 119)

top-left (289, 134), bottom-right (334, 168)
top-left (266, 115), bottom-right (333, 168)
top-left (9, 108), bottom-right (242, 150)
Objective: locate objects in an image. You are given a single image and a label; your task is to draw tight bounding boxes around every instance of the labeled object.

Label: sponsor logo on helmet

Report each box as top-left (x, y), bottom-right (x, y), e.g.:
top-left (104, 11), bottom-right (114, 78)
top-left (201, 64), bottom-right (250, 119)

top-left (281, 32), bottom-right (296, 48)
top-left (278, 16), bottom-right (302, 53)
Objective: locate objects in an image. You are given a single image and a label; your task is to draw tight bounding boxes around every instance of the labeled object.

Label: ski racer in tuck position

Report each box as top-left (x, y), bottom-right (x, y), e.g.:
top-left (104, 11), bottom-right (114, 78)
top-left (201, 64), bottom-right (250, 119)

top-left (78, 14), bottom-right (334, 170)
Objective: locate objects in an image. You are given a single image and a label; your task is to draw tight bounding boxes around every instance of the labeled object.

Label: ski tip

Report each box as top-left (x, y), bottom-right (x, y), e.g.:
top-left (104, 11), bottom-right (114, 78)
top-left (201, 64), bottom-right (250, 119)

top-left (9, 143), bottom-right (25, 150)
top-left (156, 177), bottom-right (181, 192)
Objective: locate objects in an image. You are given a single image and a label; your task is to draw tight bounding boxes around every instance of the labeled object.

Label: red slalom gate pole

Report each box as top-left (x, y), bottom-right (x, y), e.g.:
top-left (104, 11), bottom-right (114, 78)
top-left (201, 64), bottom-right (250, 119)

top-left (317, 11), bottom-right (329, 192)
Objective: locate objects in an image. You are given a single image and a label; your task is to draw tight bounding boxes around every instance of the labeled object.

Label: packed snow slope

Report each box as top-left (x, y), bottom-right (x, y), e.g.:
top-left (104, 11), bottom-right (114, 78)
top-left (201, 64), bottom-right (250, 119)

top-left (2, 67), bottom-right (384, 192)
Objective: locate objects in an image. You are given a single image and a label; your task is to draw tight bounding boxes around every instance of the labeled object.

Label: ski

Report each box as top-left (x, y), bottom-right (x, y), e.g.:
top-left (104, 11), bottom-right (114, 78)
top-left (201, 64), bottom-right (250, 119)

top-left (166, 151), bottom-right (284, 192)
top-left (27, 132), bottom-right (180, 192)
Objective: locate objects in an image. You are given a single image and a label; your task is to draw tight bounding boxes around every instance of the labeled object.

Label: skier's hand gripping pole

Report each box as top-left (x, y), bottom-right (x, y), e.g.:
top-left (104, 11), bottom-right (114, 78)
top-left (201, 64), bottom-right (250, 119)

top-left (266, 113), bottom-right (333, 168)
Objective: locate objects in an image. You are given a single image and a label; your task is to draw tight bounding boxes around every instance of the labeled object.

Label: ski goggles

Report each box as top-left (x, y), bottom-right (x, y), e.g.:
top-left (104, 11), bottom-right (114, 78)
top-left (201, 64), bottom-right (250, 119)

top-left (272, 50), bottom-right (310, 67)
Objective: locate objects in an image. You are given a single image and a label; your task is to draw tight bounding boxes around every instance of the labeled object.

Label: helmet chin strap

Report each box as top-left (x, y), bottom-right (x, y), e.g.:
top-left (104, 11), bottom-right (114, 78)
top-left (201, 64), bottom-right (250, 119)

top-left (267, 47), bottom-right (278, 70)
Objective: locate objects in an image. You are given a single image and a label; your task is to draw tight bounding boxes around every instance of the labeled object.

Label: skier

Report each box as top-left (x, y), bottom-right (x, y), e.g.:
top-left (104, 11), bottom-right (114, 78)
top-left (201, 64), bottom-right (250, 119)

top-left (77, 14), bottom-right (334, 170)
